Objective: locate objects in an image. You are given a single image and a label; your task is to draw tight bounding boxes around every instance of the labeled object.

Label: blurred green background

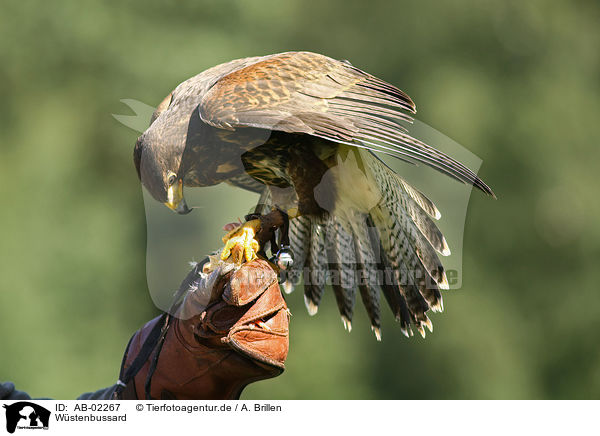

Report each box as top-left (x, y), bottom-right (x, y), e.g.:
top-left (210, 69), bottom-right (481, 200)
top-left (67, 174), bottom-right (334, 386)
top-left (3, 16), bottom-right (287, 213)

top-left (1, 0), bottom-right (599, 399)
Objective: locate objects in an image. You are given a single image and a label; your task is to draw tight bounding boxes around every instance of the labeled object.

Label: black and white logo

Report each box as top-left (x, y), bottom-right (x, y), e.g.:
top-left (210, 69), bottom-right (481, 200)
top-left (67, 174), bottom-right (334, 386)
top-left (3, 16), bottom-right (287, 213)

top-left (2, 402), bottom-right (50, 433)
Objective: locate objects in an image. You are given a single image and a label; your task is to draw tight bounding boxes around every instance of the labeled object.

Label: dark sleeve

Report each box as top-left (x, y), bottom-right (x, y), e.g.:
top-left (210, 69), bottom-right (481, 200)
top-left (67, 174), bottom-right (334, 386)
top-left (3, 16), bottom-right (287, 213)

top-left (1, 381), bottom-right (120, 401)
top-left (0, 382), bottom-right (32, 400)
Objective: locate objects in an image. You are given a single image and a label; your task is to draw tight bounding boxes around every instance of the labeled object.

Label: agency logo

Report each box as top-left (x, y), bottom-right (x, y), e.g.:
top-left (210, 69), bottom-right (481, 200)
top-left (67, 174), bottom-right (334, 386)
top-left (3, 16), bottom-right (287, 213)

top-left (2, 402), bottom-right (50, 434)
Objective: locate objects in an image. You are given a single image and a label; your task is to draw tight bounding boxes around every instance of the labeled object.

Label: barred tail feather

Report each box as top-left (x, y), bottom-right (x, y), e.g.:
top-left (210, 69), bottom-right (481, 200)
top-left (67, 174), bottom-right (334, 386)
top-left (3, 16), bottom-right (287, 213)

top-left (349, 213), bottom-right (382, 339)
top-left (370, 204), bottom-right (430, 315)
top-left (303, 218), bottom-right (327, 315)
top-left (366, 214), bottom-right (412, 336)
top-left (326, 218), bottom-right (357, 331)
top-left (405, 198), bottom-right (450, 256)
top-left (368, 156), bottom-right (449, 336)
top-left (284, 215), bottom-right (311, 294)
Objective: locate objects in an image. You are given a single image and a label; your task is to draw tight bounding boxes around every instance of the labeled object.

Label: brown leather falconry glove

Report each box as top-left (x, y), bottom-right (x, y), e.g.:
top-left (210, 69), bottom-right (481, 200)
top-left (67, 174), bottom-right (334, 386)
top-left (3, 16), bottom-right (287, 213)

top-left (117, 259), bottom-right (289, 400)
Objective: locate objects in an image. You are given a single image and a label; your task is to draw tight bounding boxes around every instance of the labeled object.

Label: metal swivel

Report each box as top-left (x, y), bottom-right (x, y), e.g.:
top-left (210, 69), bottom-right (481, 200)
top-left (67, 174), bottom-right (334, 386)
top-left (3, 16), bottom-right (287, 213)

top-left (274, 246), bottom-right (294, 270)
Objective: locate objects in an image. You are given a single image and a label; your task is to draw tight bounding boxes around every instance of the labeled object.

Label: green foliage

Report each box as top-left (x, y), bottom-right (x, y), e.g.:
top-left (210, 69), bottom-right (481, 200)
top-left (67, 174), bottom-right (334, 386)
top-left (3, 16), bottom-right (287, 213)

top-left (1, 0), bottom-right (598, 399)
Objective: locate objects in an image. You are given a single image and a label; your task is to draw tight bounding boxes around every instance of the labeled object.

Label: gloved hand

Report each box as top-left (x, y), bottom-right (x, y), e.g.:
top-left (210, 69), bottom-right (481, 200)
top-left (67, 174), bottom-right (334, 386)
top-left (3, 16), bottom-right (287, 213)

top-left (118, 259), bottom-right (289, 400)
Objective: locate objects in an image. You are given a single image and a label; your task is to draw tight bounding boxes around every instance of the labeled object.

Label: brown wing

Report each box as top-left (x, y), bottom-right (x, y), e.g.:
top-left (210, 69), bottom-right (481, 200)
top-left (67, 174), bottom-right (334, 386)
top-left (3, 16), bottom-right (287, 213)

top-left (199, 51), bottom-right (493, 196)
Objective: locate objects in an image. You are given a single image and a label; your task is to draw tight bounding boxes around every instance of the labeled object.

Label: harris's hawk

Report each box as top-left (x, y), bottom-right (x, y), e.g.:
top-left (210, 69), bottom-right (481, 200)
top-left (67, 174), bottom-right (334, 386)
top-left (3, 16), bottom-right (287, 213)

top-left (134, 51), bottom-right (494, 339)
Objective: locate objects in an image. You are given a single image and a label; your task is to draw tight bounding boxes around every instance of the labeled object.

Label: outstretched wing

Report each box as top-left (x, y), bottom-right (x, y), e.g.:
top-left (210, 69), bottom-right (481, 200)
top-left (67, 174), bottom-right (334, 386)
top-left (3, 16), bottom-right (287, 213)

top-left (199, 51), bottom-right (494, 196)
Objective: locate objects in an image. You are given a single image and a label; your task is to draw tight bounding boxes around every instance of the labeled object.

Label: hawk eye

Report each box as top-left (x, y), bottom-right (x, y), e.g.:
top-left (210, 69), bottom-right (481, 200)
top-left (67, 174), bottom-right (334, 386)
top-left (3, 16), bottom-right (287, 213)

top-left (167, 174), bottom-right (177, 186)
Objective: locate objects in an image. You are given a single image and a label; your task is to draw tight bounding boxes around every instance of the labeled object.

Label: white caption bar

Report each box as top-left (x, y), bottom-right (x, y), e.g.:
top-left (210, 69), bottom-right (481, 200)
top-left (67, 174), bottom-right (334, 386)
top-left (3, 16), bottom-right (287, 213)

top-left (0, 400), bottom-right (597, 435)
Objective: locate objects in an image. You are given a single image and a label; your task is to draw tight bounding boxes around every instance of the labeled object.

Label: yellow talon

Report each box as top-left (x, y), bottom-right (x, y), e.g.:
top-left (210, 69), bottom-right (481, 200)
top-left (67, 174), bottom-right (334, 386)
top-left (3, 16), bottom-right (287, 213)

top-left (220, 219), bottom-right (261, 264)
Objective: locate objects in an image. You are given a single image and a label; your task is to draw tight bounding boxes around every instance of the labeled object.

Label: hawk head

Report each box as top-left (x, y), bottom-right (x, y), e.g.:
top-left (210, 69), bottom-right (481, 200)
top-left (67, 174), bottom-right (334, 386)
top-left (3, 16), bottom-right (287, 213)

top-left (134, 91), bottom-right (192, 215)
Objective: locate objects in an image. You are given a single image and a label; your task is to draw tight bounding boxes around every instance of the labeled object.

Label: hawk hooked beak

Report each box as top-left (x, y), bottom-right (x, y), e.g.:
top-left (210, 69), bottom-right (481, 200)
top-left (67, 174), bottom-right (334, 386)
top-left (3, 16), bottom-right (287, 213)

top-left (165, 179), bottom-right (192, 215)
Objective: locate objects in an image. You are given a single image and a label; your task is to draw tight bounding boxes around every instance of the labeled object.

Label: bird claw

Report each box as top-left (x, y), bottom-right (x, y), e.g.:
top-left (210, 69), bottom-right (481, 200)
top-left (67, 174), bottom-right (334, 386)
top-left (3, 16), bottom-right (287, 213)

top-left (220, 219), bottom-right (261, 265)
